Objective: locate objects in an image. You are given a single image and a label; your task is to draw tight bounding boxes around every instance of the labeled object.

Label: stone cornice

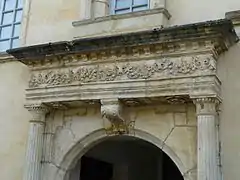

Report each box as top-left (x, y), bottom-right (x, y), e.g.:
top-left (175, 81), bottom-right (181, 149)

top-left (0, 53), bottom-right (16, 63)
top-left (226, 10), bottom-right (240, 25)
top-left (7, 19), bottom-right (238, 66)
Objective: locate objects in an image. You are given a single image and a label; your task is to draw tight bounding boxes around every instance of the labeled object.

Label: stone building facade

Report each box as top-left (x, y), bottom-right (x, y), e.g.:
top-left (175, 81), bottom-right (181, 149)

top-left (0, 0), bottom-right (240, 180)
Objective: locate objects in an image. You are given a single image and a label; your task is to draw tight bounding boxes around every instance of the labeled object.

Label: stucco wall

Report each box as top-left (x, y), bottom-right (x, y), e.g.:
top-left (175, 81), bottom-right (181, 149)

top-left (21, 0), bottom-right (240, 46)
top-left (167, 0), bottom-right (240, 25)
top-left (21, 0), bottom-right (80, 46)
top-left (217, 41), bottom-right (240, 180)
top-left (0, 61), bottom-right (30, 180)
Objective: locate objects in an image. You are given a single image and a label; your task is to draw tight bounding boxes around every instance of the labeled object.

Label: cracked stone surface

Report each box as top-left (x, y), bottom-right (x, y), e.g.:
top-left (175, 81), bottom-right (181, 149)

top-left (134, 107), bottom-right (175, 147)
top-left (164, 126), bottom-right (197, 172)
top-left (43, 104), bottom-right (197, 179)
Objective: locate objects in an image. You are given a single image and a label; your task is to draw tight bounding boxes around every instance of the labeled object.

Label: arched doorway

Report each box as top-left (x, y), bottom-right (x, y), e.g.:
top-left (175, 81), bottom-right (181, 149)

top-left (68, 136), bottom-right (183, 180)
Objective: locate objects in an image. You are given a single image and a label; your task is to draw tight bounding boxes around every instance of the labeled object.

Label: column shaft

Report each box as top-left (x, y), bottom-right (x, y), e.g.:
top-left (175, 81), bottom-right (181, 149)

top-left (198, 114), bottom-right (217, 180)
top-left (195, 98), bottom-right (219, 180)
top-left (24, 122), bottom-right (45, 180)
top-left (23, 104), bottom-right (49, 180)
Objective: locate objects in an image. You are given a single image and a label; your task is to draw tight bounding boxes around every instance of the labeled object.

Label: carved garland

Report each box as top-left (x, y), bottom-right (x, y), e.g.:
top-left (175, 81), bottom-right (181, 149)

top-left (29, 55), bottom-right (216, 88)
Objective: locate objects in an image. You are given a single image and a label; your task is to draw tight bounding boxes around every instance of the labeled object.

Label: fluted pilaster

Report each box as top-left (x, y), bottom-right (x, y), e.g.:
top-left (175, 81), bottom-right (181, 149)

top-left (23, 104), bottom-right (49, 180)
top-left (194, 98), bottom-right (219, 180)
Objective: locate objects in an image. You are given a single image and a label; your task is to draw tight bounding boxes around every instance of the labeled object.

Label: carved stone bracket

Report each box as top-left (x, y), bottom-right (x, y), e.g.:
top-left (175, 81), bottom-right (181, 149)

top-left (100, 99), bottom-right (134, 135)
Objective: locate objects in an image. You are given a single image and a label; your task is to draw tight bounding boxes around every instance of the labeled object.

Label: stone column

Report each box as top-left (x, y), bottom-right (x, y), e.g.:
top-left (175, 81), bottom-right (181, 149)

top-left (23, 104), bottom-right (49, 180)
top-left (194, 98), bottom-right (219, 180)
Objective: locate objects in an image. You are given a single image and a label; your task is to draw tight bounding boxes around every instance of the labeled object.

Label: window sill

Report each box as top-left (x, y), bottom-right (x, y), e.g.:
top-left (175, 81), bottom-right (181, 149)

top-left (72, 8), bottom-right (171, 39)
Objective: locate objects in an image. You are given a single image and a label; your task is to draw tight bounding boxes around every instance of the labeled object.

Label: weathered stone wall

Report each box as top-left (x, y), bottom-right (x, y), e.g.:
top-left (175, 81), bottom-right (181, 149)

top-left (41, 104), bottom-right (197, 180)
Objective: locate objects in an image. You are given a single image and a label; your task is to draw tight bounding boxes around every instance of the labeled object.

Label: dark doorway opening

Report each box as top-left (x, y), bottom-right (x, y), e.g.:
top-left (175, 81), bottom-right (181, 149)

top-left (69, 136), bottom-right (184, 180)
top-left (80, 156), bottom-right (113, 180)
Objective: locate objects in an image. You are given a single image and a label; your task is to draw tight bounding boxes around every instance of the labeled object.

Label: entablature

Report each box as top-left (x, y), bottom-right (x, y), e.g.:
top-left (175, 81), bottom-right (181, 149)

top-left (7, 19), bottom-right (238, 108)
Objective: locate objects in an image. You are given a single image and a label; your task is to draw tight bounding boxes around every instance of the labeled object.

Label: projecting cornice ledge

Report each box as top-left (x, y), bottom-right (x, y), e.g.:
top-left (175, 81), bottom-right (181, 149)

top-left (226, 10), bottom-right (240, 26)
top-left (6, 19), bottom-right (239, 64)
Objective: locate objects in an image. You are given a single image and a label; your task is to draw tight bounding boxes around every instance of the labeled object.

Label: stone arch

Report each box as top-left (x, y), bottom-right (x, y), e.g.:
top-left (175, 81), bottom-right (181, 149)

top-left (54, 128), bottom-right (187, 180)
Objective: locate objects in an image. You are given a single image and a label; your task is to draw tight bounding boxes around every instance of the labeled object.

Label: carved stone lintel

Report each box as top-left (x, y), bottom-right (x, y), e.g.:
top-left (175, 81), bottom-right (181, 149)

top-left (193, 97), bottom-right (220, 115)
top-left (24, 104), bottom-right (50, 123)
top-left (100, 99), bottom-right (133, 135)
top-left (28, 55), bottom-right (216, 88)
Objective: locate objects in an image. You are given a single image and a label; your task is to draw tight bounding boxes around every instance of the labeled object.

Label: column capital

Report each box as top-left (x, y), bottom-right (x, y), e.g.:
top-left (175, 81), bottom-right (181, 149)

top-left (24, 103), bottom-right (50, 113)
top-left (193, 97), bottom-right (220, 115)
top-left (24, 104), bottom-right (50, 123)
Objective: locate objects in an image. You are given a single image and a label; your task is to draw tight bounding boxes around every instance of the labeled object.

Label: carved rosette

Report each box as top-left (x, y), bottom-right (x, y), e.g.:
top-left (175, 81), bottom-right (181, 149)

top-left (24, 104), bottom-right (50, 124)
top-left (100, 99), bottom-right (133, 135)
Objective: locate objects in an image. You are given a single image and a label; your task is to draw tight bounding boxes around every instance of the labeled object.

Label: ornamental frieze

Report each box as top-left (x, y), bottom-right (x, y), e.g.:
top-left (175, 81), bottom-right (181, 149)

top-left (29, 55), bottom-right (216, 88)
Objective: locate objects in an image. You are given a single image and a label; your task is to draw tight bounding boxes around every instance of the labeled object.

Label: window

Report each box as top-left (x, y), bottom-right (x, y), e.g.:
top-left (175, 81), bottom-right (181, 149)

top-left (0, 0), bottom-right (23, 52)
top-left (111, 0), bottom-right (149, 15)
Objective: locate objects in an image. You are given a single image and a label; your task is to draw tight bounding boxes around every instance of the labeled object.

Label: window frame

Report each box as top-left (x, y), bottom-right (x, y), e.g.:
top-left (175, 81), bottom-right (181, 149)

top-left (111, 0), bottom-right (150, 15)
top-left (0, 0), bottom-right (23, 52)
